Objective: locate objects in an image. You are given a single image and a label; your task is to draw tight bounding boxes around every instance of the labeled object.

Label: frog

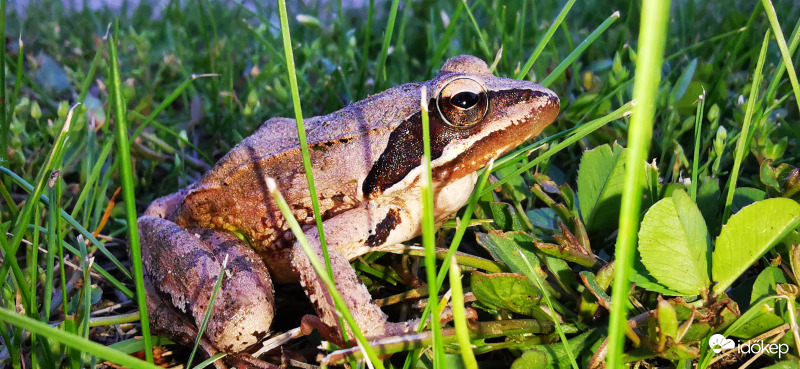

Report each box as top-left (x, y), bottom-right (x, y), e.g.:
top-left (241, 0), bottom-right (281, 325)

top-left (137, 54), bottom-right (560, 367)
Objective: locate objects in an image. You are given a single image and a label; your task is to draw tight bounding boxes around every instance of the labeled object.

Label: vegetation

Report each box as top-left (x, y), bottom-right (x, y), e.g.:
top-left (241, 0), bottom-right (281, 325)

top-left (1, 0), bottom-right (799, 368)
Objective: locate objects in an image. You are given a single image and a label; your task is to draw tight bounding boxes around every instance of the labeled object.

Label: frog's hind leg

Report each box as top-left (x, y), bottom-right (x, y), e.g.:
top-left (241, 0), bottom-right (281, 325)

top-left (139, 216), bottom-right (275, 359)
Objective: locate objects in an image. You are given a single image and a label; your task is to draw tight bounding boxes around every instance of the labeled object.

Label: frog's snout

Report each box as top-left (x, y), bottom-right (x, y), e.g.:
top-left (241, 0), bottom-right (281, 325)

top-left (535, 87), bottom-right (561, 122)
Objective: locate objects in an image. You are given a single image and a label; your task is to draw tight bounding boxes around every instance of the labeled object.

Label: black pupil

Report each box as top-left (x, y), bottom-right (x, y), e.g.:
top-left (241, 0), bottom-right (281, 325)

top-left (451, 91), bottom-right (480, 109)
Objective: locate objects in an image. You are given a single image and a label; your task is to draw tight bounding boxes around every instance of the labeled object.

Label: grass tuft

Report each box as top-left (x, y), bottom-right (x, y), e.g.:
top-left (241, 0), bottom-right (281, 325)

top-left (448, 256), bottom-right (477, 369)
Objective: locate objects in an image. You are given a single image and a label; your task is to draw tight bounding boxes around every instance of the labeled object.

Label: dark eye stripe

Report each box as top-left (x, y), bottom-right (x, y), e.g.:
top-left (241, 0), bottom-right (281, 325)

top-left (362, 103), bottom-right (474, 197)
top-left (362, 88), bottom-right (550, 197)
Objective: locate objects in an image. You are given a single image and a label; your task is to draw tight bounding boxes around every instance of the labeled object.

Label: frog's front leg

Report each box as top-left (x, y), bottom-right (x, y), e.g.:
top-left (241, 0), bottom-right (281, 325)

top-left (139, 216), bottom-right (275, 355)
top-left (290, 203), bottom-right (421, 341)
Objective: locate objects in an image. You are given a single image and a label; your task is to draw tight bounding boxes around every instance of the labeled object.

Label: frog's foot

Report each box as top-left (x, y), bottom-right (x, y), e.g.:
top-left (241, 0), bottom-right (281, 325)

top-left (139, 216), bottom-right (275, 356)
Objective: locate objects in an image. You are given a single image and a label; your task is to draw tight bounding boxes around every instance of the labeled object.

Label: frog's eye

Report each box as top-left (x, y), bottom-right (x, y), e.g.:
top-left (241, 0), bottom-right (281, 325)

top-left (436, 77), bottom-right (489, 128)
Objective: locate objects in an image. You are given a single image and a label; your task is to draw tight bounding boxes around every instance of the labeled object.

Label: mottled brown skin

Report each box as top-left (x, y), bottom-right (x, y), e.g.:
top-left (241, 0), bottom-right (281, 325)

top-left (139, 55), bottom-right (560, 366)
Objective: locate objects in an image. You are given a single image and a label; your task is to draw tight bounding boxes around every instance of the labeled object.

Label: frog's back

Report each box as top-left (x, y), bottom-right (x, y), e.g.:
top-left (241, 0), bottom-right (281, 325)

top-left (199, 82), bottom-right (424, 185)
top-left (172, 82), bottom-right (425, 250)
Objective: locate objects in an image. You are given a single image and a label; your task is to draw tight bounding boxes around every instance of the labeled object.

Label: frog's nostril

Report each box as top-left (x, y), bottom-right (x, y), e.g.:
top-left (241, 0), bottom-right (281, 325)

top-left (511, 89), bottom-right (533, 103)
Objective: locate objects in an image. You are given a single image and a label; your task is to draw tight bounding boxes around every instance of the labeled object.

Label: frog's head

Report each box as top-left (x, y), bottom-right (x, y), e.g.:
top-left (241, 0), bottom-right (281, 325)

top-left (427, 55), bottom-right (560, 181)
top-left (363, 55), bottom-right (559, 197)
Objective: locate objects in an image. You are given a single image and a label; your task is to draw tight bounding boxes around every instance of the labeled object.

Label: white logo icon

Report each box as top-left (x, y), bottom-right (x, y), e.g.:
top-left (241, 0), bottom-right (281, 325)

top-left (709, 334), bottom-right (735, 353)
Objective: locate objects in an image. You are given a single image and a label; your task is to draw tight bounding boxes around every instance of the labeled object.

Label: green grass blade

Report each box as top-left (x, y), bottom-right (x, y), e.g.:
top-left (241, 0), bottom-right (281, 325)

top-left (44, 177), bottom-right (60, 322)
top-left (55, 183), bottom-right (69, 358)
top-left (358, 0), bottom-right (375, 95)
top-left (28, 204), bottom-right (52, 369)
top-left (193, 353), bottom-right (227, 369)
top-left (275, 0), bottom-right (349, 344)
top-left (79, 243), bottom-right (92, 338)
top-left (511, 241), bottom-right (578, 369)
top-left (9, 36), bottom-right (23, 129)
top-left (108, 22), bottom-right (153, 363)
top-left (70, 140), bottom-right (114, 219)
top-left (77, 33), bottom-right (105, 104)
top-left (665, 26), bottom-right (746, 62)
top-left (430, 4), bottom-right (464, 75)
top-left (90, 312), bottom-right (141, 327)
top-left (461, 0), bottom-right (492, 61)
top-left (0, 0), bottom-right (6, 164)
top-left (187, 254), bottom-right (227, 367)
top-left (540, 11), bottom-right (619, 88)
top-left (765, 17), bottom-right (800, 102)
top-left (0, 307), bottom-right (163, 369)
top-left (761, 0), bottom-right (800, 113)
top-left (419, 86), bottom-right (444, 368)
top-left (265, 177), bottom-right (385, 369)
top-left (516, 0), bottom-right (528, 58)
top-left (374, 0), bottom-right (400, 89)
top-left (690, 92), bottom-right (706, 201)
top-left (0, 170), bottom-right (17, 216)
top-left (28, 203), bottom-right (41, 320)
top-left (516, 0), bottom-right (575, 80)
top-left (721, 33), bottom-right (770, 223)
top-left (448, 256), bottom-right (477, 369)
top-left (607, 1), bottom-right (670, 367)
